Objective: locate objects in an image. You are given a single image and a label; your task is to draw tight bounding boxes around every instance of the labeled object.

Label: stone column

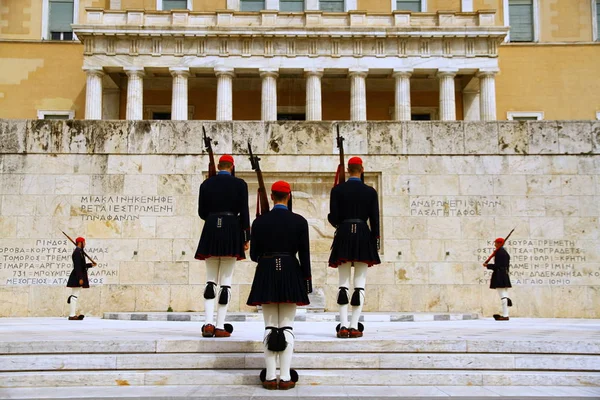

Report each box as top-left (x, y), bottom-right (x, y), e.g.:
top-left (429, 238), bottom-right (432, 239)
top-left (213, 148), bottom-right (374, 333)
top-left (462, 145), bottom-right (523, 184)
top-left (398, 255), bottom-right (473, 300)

top-left (215, 68), bottom-right (235, 121)
top-left (84, 67), bottom-right (104, 120)
top-left (305, 69), bottom-right (323, 121)
top-left (392, 69), bottom-right (412, 121)
top-left (477, 70), bottom-right (498, 121)
top-left (170, 67), bottom-right (190, 120)
top-left (349, 69), bottom-right (368, 121)
top-left (260, 69), bottom-right (278, 121)
top-left (125, 67), bottom-right (144, 121)
top-left (438, 69), bottom-right (457, 121)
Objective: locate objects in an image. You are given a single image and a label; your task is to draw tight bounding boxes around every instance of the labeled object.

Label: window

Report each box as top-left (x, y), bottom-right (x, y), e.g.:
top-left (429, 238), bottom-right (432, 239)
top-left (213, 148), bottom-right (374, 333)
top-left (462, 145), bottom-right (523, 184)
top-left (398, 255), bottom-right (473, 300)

top-left (508, 0), bottom-right (534, 42)
top-left (152, 112), bottom-right (172, 120)
top-left (162, 0), bottom-right (188, 9)
top-left (240, 0), bottom-right (265, 11)
top-left (281, 0), bottom-right (304, 11)
top-left (595, 0), bottom-right (600, 41)
top-left (48, 0), bottom-right (74, 41)
top-left (507, 111), bottom-right (543, 120)
top-left (396, 0), bottom-right (421, 12)
top-left (37, 110), bottom-right (75, 120)
top-left (320, 0), bottom-right (344, 12)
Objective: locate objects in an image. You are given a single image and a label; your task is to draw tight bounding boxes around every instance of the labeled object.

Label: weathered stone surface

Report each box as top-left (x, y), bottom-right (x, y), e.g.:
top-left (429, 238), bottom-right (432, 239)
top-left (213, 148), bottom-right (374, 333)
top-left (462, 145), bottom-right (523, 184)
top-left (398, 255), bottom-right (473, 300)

top-left (0, 121), bottom-right (599, 317)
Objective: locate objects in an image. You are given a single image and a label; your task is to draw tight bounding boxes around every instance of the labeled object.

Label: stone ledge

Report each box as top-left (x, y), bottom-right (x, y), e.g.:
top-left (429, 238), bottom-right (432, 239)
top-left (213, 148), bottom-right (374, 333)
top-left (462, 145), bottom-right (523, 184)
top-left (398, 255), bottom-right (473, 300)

top-left (103, 311), bottom-right (480, 322)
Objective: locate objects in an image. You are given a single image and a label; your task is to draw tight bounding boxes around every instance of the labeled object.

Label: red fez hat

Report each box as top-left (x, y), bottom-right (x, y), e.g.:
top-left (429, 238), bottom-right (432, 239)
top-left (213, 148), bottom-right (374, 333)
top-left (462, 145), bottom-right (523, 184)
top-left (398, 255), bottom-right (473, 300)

top-left (75, 237), bottom-right (85, 244)
top-left (348, 157), bottom-right (363, 165)
top-left (219, 155), bottom-right (234, 164)
top-left (494, 238), bottom-right (505, 245)
top-left (271, 180), bottom-right (291, 194)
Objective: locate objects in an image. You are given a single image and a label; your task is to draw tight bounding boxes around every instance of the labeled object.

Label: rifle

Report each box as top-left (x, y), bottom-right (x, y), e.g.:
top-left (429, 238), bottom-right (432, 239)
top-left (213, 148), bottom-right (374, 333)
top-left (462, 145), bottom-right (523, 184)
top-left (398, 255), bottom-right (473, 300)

top-left (203, 126), bottom-right (216, 178)
top-left (61, 231), bottom-right (96, 266)
top-left (334, 125), bottom-right (345, 186)
top-left (483, 227), bottom-right (516, 265)
top-left (248, 141), bottom-right (270, 217)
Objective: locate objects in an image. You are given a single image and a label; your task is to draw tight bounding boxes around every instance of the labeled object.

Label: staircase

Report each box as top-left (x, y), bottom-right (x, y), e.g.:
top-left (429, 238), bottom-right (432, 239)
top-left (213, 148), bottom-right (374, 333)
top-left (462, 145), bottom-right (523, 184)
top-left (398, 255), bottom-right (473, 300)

top-left (0, 317), bottom-right (599, 399)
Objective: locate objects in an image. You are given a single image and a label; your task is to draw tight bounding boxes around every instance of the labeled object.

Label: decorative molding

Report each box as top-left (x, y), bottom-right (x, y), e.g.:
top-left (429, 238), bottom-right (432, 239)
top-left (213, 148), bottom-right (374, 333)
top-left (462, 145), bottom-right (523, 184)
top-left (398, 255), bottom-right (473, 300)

top-left (37, 110), bottom-right (75, 120)
top-left (507, 111), bottom-right (544, 120)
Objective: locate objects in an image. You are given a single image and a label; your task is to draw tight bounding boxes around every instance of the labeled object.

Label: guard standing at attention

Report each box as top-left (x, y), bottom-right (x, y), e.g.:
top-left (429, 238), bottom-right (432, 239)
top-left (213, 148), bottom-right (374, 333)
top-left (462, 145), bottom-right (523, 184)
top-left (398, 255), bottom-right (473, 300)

top-left (195, 155), bottom-right (250, 337)
top-left (328, 157), bottom-right (380, 338)
top-left (247, 181), bottom-right (312, 390)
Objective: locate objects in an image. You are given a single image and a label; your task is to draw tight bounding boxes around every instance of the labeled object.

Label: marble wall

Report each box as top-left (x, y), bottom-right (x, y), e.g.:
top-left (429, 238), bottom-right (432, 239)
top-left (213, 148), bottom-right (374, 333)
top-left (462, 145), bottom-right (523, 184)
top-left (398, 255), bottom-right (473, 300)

top-left (0, 120), bottom-right (598, 318)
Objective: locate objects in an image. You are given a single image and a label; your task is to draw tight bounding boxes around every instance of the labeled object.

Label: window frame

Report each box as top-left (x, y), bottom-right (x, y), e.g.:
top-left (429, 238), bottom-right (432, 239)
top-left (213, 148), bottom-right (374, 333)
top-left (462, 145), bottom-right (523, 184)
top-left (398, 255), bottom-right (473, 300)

top-left (42, 0), bottom-right (79, 41)
top-left (596, 111), bottom-right (600, 120)
top-left (280, 0), bottom-right (305, 12)
top-left (592, 0), bottom-right (599, 41)
top-left (156, 0), bottom-right (193, 10)
top-left (503, 0), bottom-right (539, 43)
top-left (507, 111), bottom-right (544, 121)
top-left (37, 110), bottom-right (75, 120)
top-left (391, 0), bottom-right (426, 12)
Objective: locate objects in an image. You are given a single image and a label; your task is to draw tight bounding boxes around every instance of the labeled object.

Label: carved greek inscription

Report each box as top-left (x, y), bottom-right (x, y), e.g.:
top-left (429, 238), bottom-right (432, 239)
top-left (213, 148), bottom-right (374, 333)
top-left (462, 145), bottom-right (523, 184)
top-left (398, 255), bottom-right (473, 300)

top-left (0, 240), bottom-right (115, 286)
top-left (77, 195), bottom-right (175, 221)
top-left (410, 196), bottom-right (503, 217)
top-left (476, 240), bottom-right (592, 286)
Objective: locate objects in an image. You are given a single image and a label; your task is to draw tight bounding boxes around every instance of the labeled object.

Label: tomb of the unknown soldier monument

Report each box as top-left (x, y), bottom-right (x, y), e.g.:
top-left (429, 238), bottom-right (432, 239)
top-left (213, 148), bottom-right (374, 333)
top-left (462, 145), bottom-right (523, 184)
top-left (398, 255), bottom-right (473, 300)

top-left (0, 0), bottom-right (599, 398)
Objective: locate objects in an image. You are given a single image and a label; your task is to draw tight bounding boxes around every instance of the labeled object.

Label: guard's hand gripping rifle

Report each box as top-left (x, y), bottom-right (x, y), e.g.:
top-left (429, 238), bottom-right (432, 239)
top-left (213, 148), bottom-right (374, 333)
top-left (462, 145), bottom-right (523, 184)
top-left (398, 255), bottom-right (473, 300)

top-left (203, 126), bottom-right (216, 178)
top-left (248, 141), bottom-right (270, 217)
top-left (334, 125), bottom-right (345, 186)
top-left (61, 231), bottom-right (97, 266)
top-left (483, 227), bottom-right (516, 266)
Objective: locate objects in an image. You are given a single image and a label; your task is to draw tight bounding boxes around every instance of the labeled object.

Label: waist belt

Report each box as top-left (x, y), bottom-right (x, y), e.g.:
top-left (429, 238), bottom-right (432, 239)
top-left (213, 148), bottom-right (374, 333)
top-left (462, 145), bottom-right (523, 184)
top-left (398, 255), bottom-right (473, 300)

top-left (342, 219), bottom-right (365, 223)
top-left (210, 212), bottom-right (235, 216)
top-left (260, 252), bottom-right (292, 259)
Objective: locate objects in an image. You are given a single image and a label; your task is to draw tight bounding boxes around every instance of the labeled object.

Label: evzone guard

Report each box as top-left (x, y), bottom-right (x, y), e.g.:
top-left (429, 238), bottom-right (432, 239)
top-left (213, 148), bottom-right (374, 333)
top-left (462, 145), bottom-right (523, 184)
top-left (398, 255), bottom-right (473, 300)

top-left (483, 233), bottom-right (514, 321)
top-left (195, 144), bottom-right (250, 338)
top-left (328, 154), bottom-right (381, 338)
top-left (246, 180), bottom-right (312, 390)
top-left (64, 233), bottom-right (96, 320)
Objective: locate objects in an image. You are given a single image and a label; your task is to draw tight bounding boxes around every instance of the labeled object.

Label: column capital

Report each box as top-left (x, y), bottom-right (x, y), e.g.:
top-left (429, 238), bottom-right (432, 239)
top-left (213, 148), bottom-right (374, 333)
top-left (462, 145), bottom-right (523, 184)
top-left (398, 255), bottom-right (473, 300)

top-left (304, 68), bottom-right (324, 78)
top-left (83, 66), bottom-right (105, 77)
top-left (392, 68), bottom-right (413, 78)
top-left (476, 68), bottom-right (499, 78)
top-left (169, 67), bottom-right (190, 77)
top-left (348, 68), bottom-right (368, 78)
top-left (124, 67), bottom-right (145, 77)
top-left (437, 68), bottom-right (458, 78)
top-left (259, 68), bottom-right (279, 78)
top-left (215, 67), bottom-right (236, 77)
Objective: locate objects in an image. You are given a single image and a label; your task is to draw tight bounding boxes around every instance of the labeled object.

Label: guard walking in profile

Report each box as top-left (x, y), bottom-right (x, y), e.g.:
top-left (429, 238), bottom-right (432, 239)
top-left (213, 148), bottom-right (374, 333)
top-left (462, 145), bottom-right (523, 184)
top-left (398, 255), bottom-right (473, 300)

top-left (66, 237), bottom-right (96, 320)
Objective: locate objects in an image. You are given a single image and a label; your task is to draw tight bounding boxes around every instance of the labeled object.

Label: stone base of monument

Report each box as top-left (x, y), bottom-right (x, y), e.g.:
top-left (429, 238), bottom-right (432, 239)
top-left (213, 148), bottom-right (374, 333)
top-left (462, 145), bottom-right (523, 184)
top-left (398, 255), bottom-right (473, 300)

top-left (0, 317), bottom-right (599, 399)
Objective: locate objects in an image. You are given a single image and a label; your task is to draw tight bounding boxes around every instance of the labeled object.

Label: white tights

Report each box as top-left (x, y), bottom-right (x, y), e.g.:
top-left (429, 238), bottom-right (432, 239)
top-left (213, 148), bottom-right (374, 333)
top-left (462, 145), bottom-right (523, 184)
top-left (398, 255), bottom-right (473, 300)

top-left (262, 303), bottom-right (296, 381)
top-left (497, 288), bottom-right (509, 317)
top-left (204, 257), bottom-right (236, 329)
top-left (69, 287), bottom-right (81, 317)
top-left (338, 262), bottom-right (368, 329)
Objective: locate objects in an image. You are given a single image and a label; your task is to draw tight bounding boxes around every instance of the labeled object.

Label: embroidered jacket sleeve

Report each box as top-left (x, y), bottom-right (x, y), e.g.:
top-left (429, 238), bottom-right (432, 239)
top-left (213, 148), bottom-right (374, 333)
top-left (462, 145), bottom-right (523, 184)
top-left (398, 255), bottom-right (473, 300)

top-left (198, 181), bottom-right (208, 220)
top-left (239, 180), bottom-right (251, 242)
top-left (298, 217), bottom-right (312, 294)
top-left (487, 248), bottom-right (509, 271)
top-left (327, 187), bottom-right (340, 228)
top-left (249, 219), bottom-right (262, 263)
top-left (72, 249), bottom-right (87, 280)
top-left (369, 188), bottom-right (381, 246)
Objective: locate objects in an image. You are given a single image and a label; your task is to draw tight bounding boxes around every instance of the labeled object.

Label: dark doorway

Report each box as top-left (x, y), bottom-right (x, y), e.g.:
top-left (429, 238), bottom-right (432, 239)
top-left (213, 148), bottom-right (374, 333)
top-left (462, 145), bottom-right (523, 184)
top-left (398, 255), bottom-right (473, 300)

top-left (277, 113), bottom-right (306, 121)
top-left (153, 112), bottom-right (172, 120)
top-left (411, 113), bottom-right (432, 121)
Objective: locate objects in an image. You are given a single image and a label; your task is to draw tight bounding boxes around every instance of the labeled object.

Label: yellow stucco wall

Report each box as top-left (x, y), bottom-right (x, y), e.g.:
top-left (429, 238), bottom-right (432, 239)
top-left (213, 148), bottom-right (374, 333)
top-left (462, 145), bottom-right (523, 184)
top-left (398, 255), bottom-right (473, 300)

top-left (192, 0), bottom-right (227, 11)
top-left (0, 42), bottom-right (86, 119)
top-left (120, 0), bottom-right (158, 10)
top-left (357, 0), bottom-right (390, 13)
top-left (0, 0), bottom-right (42, 40)
top-left (497, 44), bottom-right (600, 120)
top-left (540, 0), bottom-right (593, 42)
top-left (474, 0), bottom-right (503, 25)
top-left (427, 0), bottom-right (461, 12)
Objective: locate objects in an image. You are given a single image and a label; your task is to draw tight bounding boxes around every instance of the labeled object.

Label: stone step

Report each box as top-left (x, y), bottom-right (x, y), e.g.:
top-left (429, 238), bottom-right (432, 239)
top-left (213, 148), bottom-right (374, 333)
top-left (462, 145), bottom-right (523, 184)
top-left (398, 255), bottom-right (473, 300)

top-left (3, 337), bottom-right (599, 355)
top-left (2, 353), bottom-right (598, 372)
top-left (2, 384), bottom-right (600, 399)
top-left (103, 311), bottom-right (480, 322)
top-left (3, 384), bottom-right (600, 399)
top-left (1, 369), bottom-right (600, 388)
